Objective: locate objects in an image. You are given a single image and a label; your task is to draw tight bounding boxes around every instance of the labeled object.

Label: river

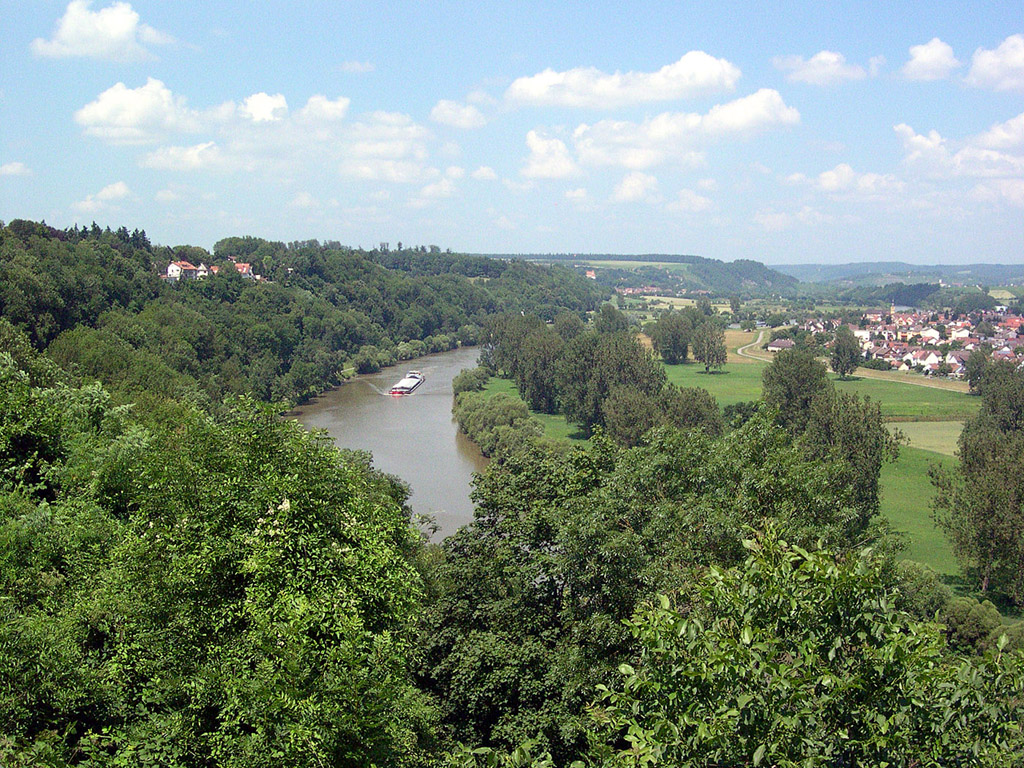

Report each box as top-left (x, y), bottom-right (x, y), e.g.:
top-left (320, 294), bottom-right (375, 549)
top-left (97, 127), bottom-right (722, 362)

top-left (289, 346), bottom-right (487, 539)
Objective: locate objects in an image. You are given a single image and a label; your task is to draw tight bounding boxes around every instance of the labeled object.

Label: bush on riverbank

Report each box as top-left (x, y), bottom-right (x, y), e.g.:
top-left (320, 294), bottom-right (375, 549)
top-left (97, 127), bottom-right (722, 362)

top-left (452, 391), bottom-right (542, 459)
top-left (452, 365), bottom-right (490, 395)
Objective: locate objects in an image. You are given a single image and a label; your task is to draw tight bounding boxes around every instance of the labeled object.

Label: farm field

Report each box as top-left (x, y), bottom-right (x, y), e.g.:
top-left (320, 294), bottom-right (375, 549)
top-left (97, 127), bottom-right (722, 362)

top-left (879, 446), bottom-right (956, 574)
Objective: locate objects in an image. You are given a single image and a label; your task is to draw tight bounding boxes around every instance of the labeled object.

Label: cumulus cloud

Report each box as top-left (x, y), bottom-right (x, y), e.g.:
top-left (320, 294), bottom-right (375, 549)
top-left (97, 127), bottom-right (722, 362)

top-left (430, 99), bottom-right (486, 128)
top-left (0, 162), bottom-right (32, 176)
top-left (895, 122), bottom-right (1024, 178)
top-left (976, 112), bottom-right (1024, 150)
top-left (335, 111), bottom-right (437, 181)
top-left (75, 80), bottom-right (444, 184)
top-left (72, 180), bottom-right (130, 212)
top-left (74, 78), bottom-right (202, 143)
top-left (902, 38), bottom-right (960, 81)
top-left (612, 171), bottom-right (659, 202)
top-left (521, 131), bottom-right (579, 178)
top-left (140, 141), bottom-right (231, 171)
top-left (419, 177), bottom-right (456, 199)
top-left (573, 89), bottom-right (798, 169)
top-left (666, 188), bottom-right (713, 212)
top-left (299, 95), bottom-right (350, 122)
top-left (971, 178), bottom-right (1024, 207)
top-left (801, 163), bottom-right (905, 196)
top-left (241, 92), bottom-right (288, 122)
top-left (32, 0), bottom-right (174, 61)
top-left (966, 34), bottom-right (1024, 91)
top-left (506, 51), bottom-right (740, 108)
top-left (471, 166), bottom-right (497, 180)
top-left (773, 51), bottom-right (866, 85)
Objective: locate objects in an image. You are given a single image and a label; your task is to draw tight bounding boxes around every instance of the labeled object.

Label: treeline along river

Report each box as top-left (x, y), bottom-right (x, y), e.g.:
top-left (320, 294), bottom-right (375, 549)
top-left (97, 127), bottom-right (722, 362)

top-left (290, 345), bottom-right (486, 538)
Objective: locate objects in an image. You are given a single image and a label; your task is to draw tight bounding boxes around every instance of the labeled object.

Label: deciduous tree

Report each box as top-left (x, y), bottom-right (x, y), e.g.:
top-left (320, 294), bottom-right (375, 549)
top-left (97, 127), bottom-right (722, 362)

top-left (691, 321), bottom-right (726, 373)
top-left (830, 324), bottom-right (861, 379)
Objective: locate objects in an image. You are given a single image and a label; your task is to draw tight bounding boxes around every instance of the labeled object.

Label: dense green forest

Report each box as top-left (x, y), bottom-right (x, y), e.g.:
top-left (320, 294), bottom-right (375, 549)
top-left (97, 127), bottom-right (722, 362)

top-left (2, 220), bottom-right (1023, 766)
top-left (477, 252), bottom-right (799, 296)
top-left (0, 220), bottom-right (606, 406)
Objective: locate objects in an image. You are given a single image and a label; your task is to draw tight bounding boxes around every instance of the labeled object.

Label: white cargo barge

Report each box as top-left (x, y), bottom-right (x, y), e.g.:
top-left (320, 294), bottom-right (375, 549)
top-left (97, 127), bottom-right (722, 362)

top-left (389, 370), bottom-right (425, 395)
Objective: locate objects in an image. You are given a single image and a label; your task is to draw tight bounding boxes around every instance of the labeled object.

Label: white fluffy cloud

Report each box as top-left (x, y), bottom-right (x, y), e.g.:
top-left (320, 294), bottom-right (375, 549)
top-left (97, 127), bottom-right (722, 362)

top-left (471, 166), bottom-right (497, 180)
top-left (430, 100), bottom-right (486, 128)
top-left (241, 93), bottom-right (288, 123)
top-left (966, 34), bottom-right (1024, 91)
top-left (976, 112), bottom-right (1024, 150)
top-left (140, 142), bottom-right (232, 171)
top-left (0, 162), bottom-right (32, 176)
top-left (773, 51), bottom-right (866, 85)
top-left (521, 131), bottom-right (579, 178)
top-left (895, 122), bottom-right (1024, 179)
top-left (902, 38), bottom-right (960, 81)
top-left (971, 179), bottom-right (1024, 207)
top-left (612, 171), bottom-right (659, 202)
top-left (32, 0), bottom-right (173, 62)
top-left (299, 95), bottom-right (350, 122)
top-left (666, 188), bottom-right (713, 212)
top-left (506, 51), bottom-right (740, 108)
top-left (72, 180), bottom-right (130, 212)
top-left (74, 78), bottom-right (202, 143)
top-left (573, 89), bottom-right (799, 169)
top-left (792, 163), bottom-right (904, 196)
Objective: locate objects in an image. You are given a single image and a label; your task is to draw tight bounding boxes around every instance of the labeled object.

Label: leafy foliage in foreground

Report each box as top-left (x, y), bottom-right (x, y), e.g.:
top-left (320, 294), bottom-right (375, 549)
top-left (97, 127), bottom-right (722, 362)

top-left (589, 531), bottom-right (1024, 767)
top-left (418, 415), bottom-right (878, 761)
top-left (0, 344), bottom-right (433, 767)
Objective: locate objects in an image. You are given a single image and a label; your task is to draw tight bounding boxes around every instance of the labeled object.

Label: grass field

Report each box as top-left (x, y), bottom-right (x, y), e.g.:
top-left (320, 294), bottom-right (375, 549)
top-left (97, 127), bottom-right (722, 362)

top-left (835, 376), bottom-right (979, 420)
top-left (890, 421), bottom-right (963, 455)
top-left (879, 446), bottom-right (956, 574)
top-left (663, 360), bottom-right (979, 422)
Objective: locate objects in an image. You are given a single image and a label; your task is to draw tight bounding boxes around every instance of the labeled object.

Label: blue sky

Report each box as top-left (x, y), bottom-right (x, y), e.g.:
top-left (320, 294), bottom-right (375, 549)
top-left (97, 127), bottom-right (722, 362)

top-left (2, 1), bottom-right (1022, 264)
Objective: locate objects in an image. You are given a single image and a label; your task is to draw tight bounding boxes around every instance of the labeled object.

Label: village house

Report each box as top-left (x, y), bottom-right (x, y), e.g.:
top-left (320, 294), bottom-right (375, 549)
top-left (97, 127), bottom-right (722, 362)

top-left (766, 338), bottom-right (796, 352)
top-left (166, 260), bottom-right (198, 281)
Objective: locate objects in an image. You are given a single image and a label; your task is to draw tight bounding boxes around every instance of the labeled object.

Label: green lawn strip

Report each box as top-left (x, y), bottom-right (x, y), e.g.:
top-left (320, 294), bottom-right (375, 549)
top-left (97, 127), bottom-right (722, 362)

top-left (834, 376), bottom-right (979, 421)
top-left (889, 421), bottom-right (963, 456)
top-left (480, 377), bottom-right (588, 443)
top-left (879, 446), bottom-right (957, 575)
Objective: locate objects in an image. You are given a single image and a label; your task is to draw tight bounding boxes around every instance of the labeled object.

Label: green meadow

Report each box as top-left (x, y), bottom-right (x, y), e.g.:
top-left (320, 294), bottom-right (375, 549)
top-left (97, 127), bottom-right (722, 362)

top-left (879, 446), bottom-right (956, 574)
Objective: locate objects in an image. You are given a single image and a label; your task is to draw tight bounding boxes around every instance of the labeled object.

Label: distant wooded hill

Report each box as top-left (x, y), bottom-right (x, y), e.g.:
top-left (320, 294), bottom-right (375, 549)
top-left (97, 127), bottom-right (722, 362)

top-left (775, 261), bottom-right (1024, 286)
top-left (0, 220), bottom-right (608, 406)
top-left (476, 252), bottom-right (799, 295)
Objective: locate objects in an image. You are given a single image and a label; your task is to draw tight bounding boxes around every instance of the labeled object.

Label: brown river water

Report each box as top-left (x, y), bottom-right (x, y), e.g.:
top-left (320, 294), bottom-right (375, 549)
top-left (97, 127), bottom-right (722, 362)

top-left (288, 346), bottom-right (487, 539)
